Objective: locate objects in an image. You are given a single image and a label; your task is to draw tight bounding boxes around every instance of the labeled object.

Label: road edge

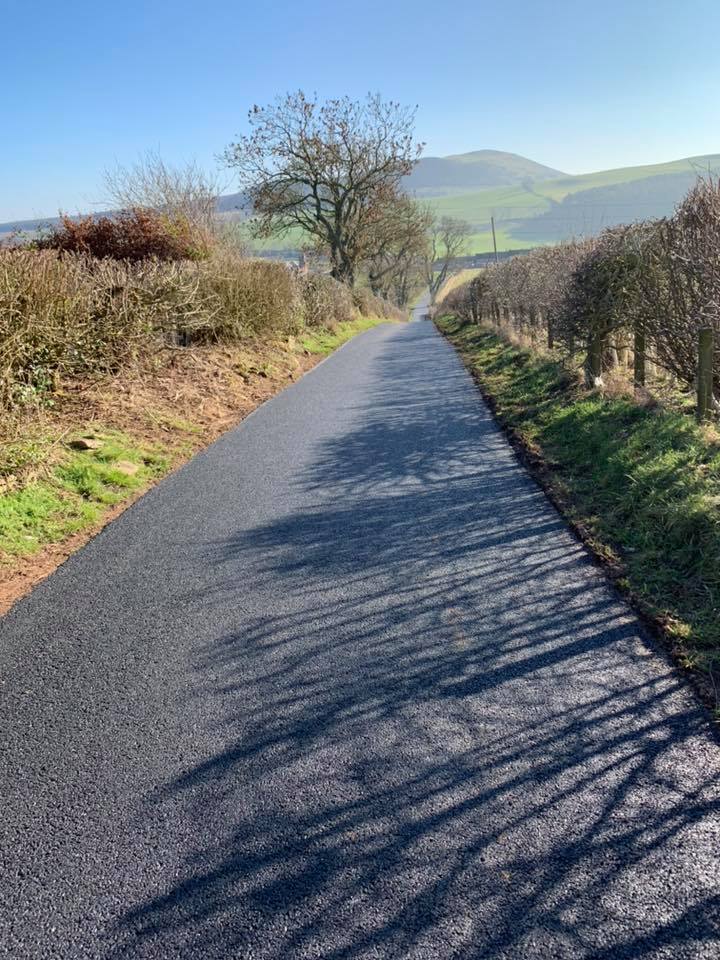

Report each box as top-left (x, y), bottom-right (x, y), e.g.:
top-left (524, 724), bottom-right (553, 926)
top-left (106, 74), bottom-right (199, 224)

top-left (435, 317), bottom-right (720, 720)
top-left (0, 321), bottom-right (396, 620)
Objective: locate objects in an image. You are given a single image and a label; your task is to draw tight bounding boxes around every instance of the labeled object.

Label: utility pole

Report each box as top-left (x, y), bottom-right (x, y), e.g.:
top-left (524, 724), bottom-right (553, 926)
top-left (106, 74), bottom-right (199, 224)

top-left (491, 215), bottom-right (499, 264)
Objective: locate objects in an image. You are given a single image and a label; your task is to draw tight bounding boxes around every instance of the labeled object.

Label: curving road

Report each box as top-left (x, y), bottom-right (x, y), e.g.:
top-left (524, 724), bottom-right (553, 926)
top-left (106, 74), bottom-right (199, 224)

top-left (411, 290), bottom-right (432, 322)
top-left (1, 319), bottom-right (719, 959)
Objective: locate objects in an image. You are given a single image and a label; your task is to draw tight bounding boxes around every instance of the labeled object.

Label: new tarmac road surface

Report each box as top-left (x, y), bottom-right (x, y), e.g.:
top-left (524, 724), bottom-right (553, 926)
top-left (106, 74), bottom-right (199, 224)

top-left (1, 319), bottom-right (719, 959)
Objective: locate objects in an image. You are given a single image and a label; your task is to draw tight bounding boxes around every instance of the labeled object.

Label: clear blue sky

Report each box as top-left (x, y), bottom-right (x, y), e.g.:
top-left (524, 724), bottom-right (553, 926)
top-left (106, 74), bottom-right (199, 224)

top-left (3, 0), bottom-right (720, 221)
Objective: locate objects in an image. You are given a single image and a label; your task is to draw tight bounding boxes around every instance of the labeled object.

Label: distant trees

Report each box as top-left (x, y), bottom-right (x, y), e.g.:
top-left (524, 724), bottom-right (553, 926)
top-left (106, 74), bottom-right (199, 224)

top-left (223, 92), bottom-right (423, 286)
top-left (425, 215), bottom-right (472, 302)
top-left (363, 196), bottom-right (431, 305)
top-left (361, 205), bottom-right (473, 308)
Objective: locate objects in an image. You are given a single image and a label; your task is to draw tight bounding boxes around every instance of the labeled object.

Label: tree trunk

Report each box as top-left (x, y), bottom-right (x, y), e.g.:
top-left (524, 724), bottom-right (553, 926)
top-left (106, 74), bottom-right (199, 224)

top-left (331, 258), bottom-right (355, 287)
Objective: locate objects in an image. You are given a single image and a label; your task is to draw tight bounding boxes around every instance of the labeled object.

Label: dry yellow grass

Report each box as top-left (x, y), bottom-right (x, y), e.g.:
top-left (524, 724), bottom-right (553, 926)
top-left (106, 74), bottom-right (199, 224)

top-left (0, 247), bottom-right (404, 409)
top-left (436, 268), bottom-right (482, 303)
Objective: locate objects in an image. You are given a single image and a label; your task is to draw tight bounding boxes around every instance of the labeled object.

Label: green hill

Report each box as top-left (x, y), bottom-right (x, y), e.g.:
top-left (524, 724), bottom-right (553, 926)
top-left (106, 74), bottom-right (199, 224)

top-left (233, 151), bottom-right (720, 256)
top-left (404, 149), bottom-right (565, 194)
top-left (424, 153), bottom-right (720, 253)
top-left (6, 151), bottom-right (719, 256)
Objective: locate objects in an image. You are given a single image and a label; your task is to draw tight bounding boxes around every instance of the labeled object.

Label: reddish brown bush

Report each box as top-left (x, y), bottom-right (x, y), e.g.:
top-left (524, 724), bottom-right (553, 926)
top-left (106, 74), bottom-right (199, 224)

top-left (38, 208), bottom-right (209, 262)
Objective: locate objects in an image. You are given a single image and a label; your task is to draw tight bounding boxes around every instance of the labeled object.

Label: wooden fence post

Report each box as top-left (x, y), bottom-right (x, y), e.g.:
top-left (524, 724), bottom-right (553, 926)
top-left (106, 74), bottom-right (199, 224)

top-left (697, 326), bottom-right (714, 422)
top-left (587, 332), bottom-right (603, 384)
top-left (633, 326), bottom-right (646, 387)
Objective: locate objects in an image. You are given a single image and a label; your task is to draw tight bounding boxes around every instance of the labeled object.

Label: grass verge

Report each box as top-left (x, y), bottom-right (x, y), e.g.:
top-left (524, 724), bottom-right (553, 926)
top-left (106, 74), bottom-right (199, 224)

top-left (0, 314), bottom-right (388, 613)
top-left (436, 315), bottom-right (720, 696)
top-left (300, 316), bottom-right (390, 355)
top-left (0, 431), bottom-right (167, 556)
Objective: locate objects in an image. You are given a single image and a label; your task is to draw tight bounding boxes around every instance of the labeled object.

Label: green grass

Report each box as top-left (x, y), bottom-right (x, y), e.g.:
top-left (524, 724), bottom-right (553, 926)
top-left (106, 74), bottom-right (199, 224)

top-left (437, 316), bottom-right (720, 671)
top-left (301, 315), bottom-right (392, 355)
top-left (1, 317), bottom-right (393, 566)
top-left (426, 153), bottom-right (720, 253)
top-left (231, 153), bottom-right (720, 256)
top-left (225, 221), bottom-right (307, 253)
top-left (428, 185), bottom-right (551, 224)
top-left (0, 431), bottom-right (167, 557)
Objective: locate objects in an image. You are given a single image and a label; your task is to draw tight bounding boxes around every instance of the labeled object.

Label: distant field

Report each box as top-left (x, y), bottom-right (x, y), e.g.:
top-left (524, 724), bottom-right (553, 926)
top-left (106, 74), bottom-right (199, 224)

top-left (228, 222), bottom-right (306, 253)
top-left (5, 152), bottom-right (719, 257)
top-left (425, 153), bottom-right (720, 252)
top-left (427, 186), bottom-right (550, 224)
top-left (437, 268), bottom-right (481, 301)
top-left (465, 226), bottom-right (528, 254)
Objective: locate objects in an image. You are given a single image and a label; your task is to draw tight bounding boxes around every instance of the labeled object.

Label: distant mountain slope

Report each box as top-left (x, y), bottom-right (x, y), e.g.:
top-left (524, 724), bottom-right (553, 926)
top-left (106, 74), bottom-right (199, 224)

top-left (213, 152), bottom-right (565, 213)
top-left (0, 210), bottom-right (116, 237)
top-left (0, 214), bottom-right (59, 235)
top-left (405, 150), bottom-right (566, 194)
top-left (426, 152), bottom-right (720, 252)
top-left (4, 152), bottom-right (720, 253)
top-left (512, 170), bottom-right (715, 243)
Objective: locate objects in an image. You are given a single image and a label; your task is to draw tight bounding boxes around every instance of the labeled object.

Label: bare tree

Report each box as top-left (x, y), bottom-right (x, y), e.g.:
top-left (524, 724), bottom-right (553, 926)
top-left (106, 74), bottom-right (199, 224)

top-left (104, 152), bottom-right (221, 233)
top-left (363, 195), bottom-right (431, 304)
top-left (223, 92), bottom-right (423, 286)
top-left (425, 215), bottom-right (471, 302)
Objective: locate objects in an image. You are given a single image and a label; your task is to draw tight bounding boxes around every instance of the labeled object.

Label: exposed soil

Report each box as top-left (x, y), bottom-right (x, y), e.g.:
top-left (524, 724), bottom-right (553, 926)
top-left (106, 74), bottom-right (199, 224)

top-left (0, 337), bottom-right (323, 616)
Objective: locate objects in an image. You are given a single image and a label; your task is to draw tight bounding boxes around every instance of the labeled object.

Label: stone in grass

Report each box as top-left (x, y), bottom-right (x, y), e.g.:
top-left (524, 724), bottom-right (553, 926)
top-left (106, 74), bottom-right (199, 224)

top-left (113, 460), bottom-right (140, 477)
top-left (69, 437), bottom-right (103, 451)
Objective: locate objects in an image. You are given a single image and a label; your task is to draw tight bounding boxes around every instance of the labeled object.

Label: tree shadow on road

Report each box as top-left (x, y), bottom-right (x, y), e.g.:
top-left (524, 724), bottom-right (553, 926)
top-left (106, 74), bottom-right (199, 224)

top-left (112, 323), bottom-right (720, 958)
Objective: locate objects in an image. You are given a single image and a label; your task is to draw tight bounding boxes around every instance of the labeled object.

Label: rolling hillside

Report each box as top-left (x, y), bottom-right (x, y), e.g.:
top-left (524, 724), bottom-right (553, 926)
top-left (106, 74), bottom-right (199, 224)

top-left (424, 153), bottom-right (720, 252)
top-left (403, 150), bottom-right (565, 194)
top-left (232, 150), bottom-right (720, 252)
top-left (3, 151), bottom-right (719, 254)
top-left (209, 151), bottom-right (565, 214)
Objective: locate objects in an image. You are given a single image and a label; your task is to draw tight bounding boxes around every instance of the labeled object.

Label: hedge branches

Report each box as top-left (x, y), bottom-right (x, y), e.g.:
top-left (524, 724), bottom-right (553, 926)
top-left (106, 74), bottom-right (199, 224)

top-left (440, 177), bottom-right (720, 401)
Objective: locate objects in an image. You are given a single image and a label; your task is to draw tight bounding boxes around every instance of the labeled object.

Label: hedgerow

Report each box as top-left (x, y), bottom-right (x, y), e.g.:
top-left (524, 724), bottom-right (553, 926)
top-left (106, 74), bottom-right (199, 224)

top-left (439, 177), bottom-right (720, 402)
top-left (0, 246), bottom-right (403, 409)
top-left (37, 208), bottom-right (211, 262)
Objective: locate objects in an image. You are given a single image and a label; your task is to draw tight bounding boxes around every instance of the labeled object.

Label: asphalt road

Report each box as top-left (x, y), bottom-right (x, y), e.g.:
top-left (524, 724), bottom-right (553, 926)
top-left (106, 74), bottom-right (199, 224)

top-left (1, 319), bottom-right (719, 959)
top-left (411, 291), bottom-right (431, 322)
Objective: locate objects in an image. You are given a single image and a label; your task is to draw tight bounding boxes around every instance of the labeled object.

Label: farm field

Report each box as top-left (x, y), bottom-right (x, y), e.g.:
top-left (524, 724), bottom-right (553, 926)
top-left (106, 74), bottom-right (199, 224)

top-left (234, 151), bottom-right (720, 256)
top-left (8, 151), bottom-right (720, 258)
top-left (425, 153), bottom-right (720, 252)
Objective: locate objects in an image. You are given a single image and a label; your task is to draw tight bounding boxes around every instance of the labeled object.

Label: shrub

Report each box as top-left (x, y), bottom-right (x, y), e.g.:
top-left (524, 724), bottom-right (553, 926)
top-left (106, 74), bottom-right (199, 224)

top-left (0, 244), bottom-right (404, 409)
top-left (636, 182), bottom-right (720, 394)
top-left (296, 274), bottom-right (403, 330)
top-left (438, 242), bottom-right (592, 340)
top-left (38, 208), bottom-right (210, 262)
top-left (440, 178), bottom-right (720, 402)
top-left (196, 253), bottom-right (304, 341)
top-left (301, 273), bottom-right (356, 328)
top-left (557, 225), bottom-right (650, 381)
top-left (351, 286), bottom-right (405, 322)
top-left (0, 248), bottom-right (211, 406)
top-left (441, 274), bottom-right (489, 325)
